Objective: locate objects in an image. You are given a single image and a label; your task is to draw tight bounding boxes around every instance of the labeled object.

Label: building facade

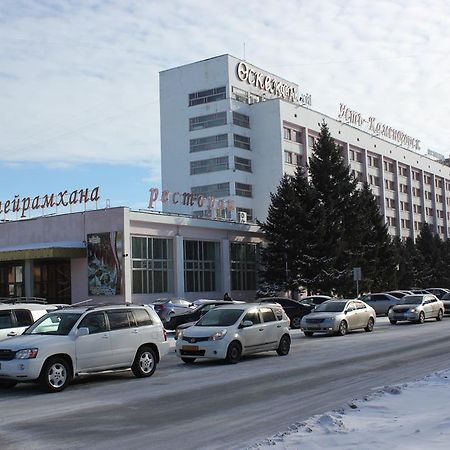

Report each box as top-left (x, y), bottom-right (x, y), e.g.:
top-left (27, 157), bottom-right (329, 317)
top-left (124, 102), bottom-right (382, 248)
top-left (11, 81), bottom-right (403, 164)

top-left (0, 208), bottom-right (262, 304)
top-left (160, 54), bottom-right (450, 241)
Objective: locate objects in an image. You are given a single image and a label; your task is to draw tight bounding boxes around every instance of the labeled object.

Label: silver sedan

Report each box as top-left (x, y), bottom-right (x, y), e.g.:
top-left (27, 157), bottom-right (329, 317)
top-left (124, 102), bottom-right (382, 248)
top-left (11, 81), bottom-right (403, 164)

top-left (388, 294), bottom-right (444, 324)
top-left (300, 299), bottom-right (376, 336)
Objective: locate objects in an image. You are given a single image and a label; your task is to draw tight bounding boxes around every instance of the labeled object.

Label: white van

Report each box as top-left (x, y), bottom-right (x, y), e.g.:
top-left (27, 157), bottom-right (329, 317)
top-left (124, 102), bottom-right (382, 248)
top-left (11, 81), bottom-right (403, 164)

top-left (0, 303), bottom-right (57, 341)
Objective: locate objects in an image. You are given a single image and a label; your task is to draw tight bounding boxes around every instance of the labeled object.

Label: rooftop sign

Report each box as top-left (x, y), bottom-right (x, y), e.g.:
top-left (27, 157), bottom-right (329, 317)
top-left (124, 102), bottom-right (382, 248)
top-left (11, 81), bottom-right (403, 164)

top-left (0, 187), bottom-right (100, 220)
top-left (338, 103), bottom-right (420, 151)
top-left (236, 61), bottom-right (311, 106)
top-left (148, 188), bottom-right (235, 214)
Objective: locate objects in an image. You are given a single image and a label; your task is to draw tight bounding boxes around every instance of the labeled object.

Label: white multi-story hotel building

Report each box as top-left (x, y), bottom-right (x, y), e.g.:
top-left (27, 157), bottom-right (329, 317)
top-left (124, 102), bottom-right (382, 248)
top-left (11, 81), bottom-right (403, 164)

top-left (160, 54), bottom-right (450, 241)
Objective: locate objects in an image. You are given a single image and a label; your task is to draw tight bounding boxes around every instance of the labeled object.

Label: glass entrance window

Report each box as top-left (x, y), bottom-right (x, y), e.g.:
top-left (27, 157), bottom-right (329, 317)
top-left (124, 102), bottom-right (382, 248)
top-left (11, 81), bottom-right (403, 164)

top-left (131, 237), bottom-right (174, 294)
top-left (33, 259), bottom-right (71, 304)
top-left (184, 240), bottom-right (219, 292)
top-left (0, 263), bottom-right (24, 298)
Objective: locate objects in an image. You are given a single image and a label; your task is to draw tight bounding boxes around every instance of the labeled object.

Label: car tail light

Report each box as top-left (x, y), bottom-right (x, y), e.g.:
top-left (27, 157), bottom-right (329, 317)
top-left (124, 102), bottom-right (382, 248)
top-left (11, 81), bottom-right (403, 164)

top-left (163, 328), bottom-right (167, 341)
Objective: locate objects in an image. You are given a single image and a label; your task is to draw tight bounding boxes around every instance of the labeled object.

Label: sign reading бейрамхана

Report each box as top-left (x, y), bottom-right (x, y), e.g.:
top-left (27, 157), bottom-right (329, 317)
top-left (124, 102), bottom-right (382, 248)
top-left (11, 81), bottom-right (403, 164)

top-left (338, 103), bottom-right (421, 151)
top-left (236, 61), bottom-right (312, 106)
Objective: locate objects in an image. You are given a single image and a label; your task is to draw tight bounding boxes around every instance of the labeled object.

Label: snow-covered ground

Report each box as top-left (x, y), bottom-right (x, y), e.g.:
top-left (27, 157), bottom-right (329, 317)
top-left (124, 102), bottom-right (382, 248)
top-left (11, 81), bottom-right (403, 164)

top-left (251, 369), bottom-right (450, 450)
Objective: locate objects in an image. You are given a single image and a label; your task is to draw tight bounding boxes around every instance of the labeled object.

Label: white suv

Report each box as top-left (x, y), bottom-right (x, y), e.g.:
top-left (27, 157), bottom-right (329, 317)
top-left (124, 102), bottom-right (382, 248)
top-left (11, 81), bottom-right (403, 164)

top-left (0, 303), bottom-right (57, 341)
top-left (175, 303), bottom-right (291, 364)
top-left (0, 304), bottom-right (170, 392)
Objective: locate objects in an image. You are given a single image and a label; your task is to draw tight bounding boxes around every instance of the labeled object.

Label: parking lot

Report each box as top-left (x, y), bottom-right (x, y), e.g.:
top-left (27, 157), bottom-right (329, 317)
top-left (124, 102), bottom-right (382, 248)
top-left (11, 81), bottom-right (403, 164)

top-left (2, 316), bottom-right (450, 450)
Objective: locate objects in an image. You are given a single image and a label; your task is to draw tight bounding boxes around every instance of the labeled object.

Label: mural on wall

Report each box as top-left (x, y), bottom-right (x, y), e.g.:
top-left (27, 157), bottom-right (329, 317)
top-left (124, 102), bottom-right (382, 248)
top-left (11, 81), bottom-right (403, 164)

top-left (87, 232), bottom-right (123, 296)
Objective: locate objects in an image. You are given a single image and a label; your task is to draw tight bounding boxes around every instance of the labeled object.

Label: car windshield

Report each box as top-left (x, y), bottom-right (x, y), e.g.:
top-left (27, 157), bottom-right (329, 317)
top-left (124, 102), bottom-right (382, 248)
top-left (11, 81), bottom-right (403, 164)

top-left (400, 295), bottom-right (423, 305)
top-left (25, 312), bottom-right (82, 335)
top-left (314, 302), bottom-right (346, 312)
top-left (195, 309), bottom-right (244, 327)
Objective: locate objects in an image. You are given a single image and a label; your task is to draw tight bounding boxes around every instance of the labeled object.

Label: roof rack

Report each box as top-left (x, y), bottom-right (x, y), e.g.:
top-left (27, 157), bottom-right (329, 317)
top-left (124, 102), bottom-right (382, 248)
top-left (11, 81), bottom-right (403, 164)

top-left (0, 297), bottom-right (48, 305)
top-left (85, 302), bottom-right (134, 311)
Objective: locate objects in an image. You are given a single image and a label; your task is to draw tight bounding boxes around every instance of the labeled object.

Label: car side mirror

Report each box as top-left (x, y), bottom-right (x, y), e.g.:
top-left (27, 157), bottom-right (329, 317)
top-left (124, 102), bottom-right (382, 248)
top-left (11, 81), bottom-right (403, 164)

top-left (76, 327), bottom-right (89, 337)
top-left (240, 320), bottom-right (253, 328)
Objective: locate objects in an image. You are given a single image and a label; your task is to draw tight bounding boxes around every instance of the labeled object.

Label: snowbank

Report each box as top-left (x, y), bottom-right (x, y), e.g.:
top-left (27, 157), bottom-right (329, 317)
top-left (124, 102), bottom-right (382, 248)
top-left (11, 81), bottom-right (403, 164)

top-left (250, 369), bottom-right (450, 449)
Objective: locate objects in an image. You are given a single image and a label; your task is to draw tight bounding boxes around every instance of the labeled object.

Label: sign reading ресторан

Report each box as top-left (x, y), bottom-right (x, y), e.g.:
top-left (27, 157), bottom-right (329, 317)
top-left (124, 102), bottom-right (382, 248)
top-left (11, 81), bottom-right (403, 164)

top-left (236, 61), bottom-right (312, 106)
top-left (148, 187), bottom-right (235, 213)
top-left (0, 186), bottom-right (100, 219)
top-left (338, 103), bottom-right (421, 151)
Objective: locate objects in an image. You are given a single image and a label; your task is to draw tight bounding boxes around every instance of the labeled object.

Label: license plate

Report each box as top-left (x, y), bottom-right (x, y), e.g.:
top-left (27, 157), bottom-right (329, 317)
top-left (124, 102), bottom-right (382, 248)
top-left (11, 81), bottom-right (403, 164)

top-left (182, 345), bottom-right (199, 351)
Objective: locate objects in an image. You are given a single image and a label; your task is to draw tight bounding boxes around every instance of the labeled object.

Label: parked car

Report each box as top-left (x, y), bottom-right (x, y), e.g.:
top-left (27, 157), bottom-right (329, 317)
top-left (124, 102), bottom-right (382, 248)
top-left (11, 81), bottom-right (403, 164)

top-left (410, 289), bottom-right (431, 295)
top-left (258, 297), bottom-right (315, 329)
top-left (149, 298), bottom-right (196, 325)
top-left (0, 304), bottom-right (170, 392)
top-left (359, 293), bottom-right (399, 316)
top-left (166, 300), bottom-right (237, 330)
top-left (175, 303), bottom-right (291, 364)
top-left (385, 290), bottom-right (412, 299)
top-left (0, 302), bottom-right (57, 341)
top-left (425, 288), bottom-right (450, 299)
top-left (388, 294), bottom-right (444, 324)
top-left (300, 299), bottom-right (376, 337)
top-left (299, 295), bottom-right (333, 307)
top-left (441, 292), bottom-right (450, 315)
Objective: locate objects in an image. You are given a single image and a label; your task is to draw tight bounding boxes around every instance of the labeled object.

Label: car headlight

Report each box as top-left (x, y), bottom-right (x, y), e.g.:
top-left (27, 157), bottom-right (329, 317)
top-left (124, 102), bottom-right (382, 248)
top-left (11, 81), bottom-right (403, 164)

top-left (15, 348), bottom-right (38, 359)
top-left (209, 329), bottom-right (227, 341)
top-left (410, 308), bottom-right (416, 313)
top-left (324, 317), bottom-right (335, 322)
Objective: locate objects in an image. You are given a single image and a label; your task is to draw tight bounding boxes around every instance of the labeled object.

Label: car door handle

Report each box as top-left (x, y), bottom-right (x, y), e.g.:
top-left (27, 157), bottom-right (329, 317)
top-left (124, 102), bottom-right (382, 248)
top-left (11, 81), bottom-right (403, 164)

top-left (102, 334), bottom-right (109, 339)
top-left (258, 328), bottom-right (264, 331)
top-left (7, 331), bottom-right (17, 337)
top-left (132, 329), bottom-right (139, 334)
top-left (277, 325), bottom-right (282, 328)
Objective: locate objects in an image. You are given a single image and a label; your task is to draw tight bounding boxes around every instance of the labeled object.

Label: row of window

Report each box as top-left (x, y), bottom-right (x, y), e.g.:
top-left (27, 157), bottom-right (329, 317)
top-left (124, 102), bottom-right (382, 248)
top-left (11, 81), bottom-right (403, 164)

top-left (190, 156), bottom-right (252, 175)
top-left (189, 111), bottom-right (250, 131)
top-left (190, 134), bottom-right (250, 153)
top-left (191, 182), bottom-right (253, 198)
top-left (284, 151), bottom-right (303, 166)
top-left (283, 126), bottom-right (302, 143)
top-left (192, 207), bottom-right (254, 223)
top-left (132, 237), bottom-right (259, 294)
top-left (231, 85), bottom-right (265, 104)
top-left (188, 86), bottom-right (226, 107)
top-left (386, 198), bottom-right (447, 216)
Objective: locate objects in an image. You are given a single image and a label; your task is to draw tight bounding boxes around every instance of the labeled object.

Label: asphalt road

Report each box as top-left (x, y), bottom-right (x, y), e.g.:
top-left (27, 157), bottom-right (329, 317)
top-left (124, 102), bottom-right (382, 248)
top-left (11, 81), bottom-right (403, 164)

top-left (1, 316), bottom-right (450, 450)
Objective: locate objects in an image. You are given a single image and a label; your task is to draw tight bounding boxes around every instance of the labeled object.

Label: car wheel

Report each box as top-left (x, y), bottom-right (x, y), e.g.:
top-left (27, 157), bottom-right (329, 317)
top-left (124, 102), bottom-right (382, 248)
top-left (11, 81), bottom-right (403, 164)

top-left (276, 334), bottom-right (291, 356)
top-left (364, 317), bottom-right (375, 332)
top-left (225, 341), bottom-right (242, 364)
top-left (181, 357), bottom-right (196, 364)
top-left (0, 380), bottom-right (17, 388)
top-left (304, 331), bottom-right (314, 337)
top-left (132, 346), bottom-right (157, 378)
top-left (389, 319), bottom-right (397, 325)
top-left (437, 309), bottom-right (443, 321)
top-left (39, 357), bottom-right (71, 393)
top-left (337, 320), bottom-right (348, 336)
top-left (417, 311), bottom-right (425, 324)
top-left (290, 316), bottom-right (302, 329)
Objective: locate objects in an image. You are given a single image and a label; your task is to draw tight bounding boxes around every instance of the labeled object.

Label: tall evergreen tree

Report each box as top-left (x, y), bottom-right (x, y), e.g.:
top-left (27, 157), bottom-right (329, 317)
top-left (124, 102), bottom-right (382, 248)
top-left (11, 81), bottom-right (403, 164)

top-left (259, 121), bottom-right (398, 296)
top-left (258, 174), bottom-right (300, 294)
top-left (350, 183), bottom-right (396, 294)
top-left (305, 121), bottom-right (359, 295)
top-left (415, 223), bottom-right (440, 286)
top-left (396, 237), bottom-right (421, 289)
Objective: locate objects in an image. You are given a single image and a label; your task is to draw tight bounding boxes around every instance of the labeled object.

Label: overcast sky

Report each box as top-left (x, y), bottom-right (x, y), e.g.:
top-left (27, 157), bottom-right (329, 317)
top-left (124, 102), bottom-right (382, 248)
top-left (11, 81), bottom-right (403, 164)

top-left (1, 0), bottom-right (449, 213)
